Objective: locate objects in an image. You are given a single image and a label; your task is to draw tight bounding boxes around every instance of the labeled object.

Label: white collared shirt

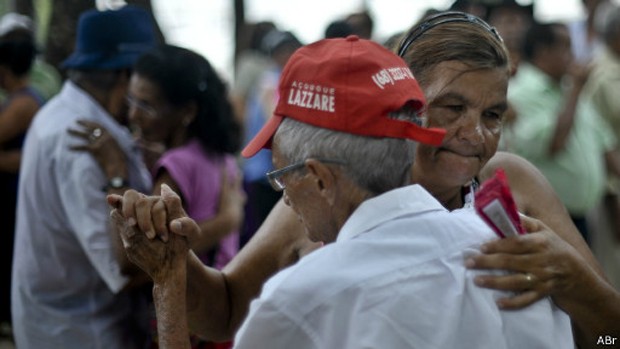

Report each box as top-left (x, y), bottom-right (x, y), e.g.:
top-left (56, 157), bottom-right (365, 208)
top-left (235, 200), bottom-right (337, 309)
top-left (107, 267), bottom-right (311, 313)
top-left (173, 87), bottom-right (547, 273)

top-left (234, 184), bottom-right (573, 349)
top-left (11, 81), bottom-right (152, 349)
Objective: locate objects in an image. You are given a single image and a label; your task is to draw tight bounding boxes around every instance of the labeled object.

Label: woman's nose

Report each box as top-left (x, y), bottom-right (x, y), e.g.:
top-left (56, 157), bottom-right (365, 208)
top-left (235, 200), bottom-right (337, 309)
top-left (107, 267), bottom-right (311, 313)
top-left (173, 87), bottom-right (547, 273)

top-left (456, 114), bottom-right (484, 145)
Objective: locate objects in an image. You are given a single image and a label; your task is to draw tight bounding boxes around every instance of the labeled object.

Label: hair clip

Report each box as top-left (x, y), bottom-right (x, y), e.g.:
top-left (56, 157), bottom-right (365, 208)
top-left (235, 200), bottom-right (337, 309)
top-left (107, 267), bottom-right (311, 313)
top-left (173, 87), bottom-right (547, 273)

top-left (397, 11), bottom-right (503, 58)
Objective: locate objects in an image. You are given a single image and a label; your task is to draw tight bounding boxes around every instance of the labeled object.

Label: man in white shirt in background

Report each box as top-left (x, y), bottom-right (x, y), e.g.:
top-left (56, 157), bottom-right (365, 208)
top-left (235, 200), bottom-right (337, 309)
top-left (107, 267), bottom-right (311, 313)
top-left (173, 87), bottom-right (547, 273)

top-left (11, 6), bottom-right (157, 348)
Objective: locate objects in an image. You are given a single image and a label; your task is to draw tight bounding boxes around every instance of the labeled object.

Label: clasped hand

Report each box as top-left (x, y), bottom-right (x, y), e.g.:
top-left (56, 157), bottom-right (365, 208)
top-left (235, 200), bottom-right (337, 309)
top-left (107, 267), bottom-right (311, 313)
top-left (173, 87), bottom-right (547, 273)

top-left (108, 184), bottom-right (199, 283)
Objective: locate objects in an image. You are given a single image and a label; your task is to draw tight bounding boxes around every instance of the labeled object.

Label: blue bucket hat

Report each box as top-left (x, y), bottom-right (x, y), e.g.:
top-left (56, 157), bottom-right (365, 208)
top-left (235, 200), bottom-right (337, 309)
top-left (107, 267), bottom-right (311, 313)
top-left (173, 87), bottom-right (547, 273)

top-left (62, 5), bottom-right (157, 70)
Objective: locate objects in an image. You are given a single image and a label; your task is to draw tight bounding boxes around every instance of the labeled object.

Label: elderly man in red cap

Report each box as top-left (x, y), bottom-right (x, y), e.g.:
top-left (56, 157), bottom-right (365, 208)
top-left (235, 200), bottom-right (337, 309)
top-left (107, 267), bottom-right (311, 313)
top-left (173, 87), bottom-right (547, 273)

top-left (11, 5), bottom-right (158, 349)
top-left (109, 35), bottom-right (573, 348)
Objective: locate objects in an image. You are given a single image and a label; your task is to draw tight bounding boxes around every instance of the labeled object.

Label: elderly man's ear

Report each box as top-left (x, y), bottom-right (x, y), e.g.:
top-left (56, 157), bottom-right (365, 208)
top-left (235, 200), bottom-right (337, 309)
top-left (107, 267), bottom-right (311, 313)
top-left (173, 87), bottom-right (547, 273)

top-left (304, 159), bottom-right (338, 206)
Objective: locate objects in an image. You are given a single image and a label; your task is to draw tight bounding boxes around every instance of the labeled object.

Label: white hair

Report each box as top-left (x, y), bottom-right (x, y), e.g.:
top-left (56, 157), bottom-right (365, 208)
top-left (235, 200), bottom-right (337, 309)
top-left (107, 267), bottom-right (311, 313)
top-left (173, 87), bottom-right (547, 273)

top-left (274, 118), bottom-right (416, 196)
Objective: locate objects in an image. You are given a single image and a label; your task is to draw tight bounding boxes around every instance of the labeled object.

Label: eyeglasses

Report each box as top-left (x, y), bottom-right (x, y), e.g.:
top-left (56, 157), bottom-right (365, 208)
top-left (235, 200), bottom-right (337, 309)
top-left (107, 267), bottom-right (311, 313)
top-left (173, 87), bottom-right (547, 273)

top-left (397, 11), bottom-right (503, 58)
top-left (125, 95), bottom-right (159, 118)
top-left (266, 158), bottom-right (346, 192)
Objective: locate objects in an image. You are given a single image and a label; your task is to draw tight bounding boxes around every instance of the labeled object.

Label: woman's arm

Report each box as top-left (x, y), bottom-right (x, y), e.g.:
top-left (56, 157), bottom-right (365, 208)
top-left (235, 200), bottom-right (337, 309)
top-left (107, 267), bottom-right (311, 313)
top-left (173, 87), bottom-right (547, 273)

top-left (475, 151), bottom-right (620, 348)
top-left (195, 171), bottom-right (245, 251)
top-left (0, 95), bottom-right (40, 173)
top-left (152, 233), bottom-right (192, 349)
top-left (68, 121), bottom-right (152, 287)
top-left (110, 189), bottom-right (318, 341)
top-left (186, 199), bottom-right (317, 340)
top-left (0, 95), bottom-right (39, 143)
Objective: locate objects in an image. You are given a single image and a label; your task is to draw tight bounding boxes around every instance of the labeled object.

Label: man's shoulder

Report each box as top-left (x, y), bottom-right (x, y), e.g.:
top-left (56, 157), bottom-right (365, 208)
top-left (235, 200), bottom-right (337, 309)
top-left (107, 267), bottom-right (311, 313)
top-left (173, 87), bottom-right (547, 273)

top-left (27, 97), bottom-right (85, 144)
top-left (258, 211), bottom-right (494, 313)
top-left (250, 205), bottom-right (573, 348)
top-left (32, 84), bottom-right (85, 120)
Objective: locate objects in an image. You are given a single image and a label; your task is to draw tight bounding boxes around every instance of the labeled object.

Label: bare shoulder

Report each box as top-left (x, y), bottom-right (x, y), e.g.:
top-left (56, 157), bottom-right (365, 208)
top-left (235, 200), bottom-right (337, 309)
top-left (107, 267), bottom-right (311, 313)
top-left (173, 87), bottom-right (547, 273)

top-left (480, 151), bottom-right (557, 213)
top-left (481, 151), bottom-right (542, 183)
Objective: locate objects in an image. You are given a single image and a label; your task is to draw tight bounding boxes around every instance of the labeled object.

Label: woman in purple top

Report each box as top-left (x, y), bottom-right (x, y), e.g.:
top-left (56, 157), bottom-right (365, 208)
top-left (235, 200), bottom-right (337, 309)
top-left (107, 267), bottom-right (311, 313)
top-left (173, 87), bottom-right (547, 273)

top-left (154, 140), bottom-right (240, 269)
top-left (126, 45), bottom-right (244, 272)
top-left (116, 45), bottom-right (244, 348)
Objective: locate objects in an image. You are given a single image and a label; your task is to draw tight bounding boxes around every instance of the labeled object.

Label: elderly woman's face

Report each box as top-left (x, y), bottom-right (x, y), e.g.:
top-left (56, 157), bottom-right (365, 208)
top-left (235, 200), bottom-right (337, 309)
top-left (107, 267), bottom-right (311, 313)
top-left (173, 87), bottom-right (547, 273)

top-left (413, 60), bottom-right (509, 192)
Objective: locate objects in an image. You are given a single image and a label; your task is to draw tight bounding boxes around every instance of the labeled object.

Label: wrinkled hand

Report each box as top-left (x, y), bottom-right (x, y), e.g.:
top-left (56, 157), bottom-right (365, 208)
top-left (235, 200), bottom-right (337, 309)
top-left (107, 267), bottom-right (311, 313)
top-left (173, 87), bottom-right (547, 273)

top-left (68, 120), bottom-right (128, 178)
top-left (111, 207), bottom-right (188, 283)
top-left (108, 185), bottom-right (201, 283)
top-left (466, 214), bottom-right (585, 310)
top-left (107, 184), bottom-right (202, 244)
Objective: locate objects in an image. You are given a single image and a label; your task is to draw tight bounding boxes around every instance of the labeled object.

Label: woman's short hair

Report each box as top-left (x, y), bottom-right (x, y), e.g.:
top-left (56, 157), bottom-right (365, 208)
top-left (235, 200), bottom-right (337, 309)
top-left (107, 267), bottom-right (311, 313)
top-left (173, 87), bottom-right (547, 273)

top-left (394, 11), bottom-right (510, 86)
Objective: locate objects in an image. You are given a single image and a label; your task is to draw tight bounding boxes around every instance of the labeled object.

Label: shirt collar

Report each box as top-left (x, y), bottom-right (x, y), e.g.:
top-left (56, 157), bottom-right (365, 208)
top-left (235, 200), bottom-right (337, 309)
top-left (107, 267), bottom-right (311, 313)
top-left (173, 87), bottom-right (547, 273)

top-left (337, 184), bottom-right (447, 242)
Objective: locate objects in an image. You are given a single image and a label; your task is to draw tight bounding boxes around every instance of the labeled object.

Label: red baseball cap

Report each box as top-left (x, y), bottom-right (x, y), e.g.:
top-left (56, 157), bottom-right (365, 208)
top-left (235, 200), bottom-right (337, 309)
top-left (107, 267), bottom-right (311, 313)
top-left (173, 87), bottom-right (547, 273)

top-left (241, 35), bottom-right (446, 158)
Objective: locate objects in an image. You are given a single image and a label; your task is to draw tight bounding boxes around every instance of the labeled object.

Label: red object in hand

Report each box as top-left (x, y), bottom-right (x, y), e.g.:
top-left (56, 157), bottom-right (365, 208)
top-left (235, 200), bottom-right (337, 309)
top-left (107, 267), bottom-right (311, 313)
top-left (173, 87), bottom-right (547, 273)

top-left (474, 168), bottom-right (525, 238)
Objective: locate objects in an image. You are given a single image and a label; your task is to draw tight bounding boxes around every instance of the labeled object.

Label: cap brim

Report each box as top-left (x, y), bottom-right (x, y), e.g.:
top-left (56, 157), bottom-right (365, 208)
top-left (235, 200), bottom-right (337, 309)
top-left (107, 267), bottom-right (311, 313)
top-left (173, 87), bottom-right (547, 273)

top-left (379, 115), bottom-right (446, 146)
top-left (61, 51), bottom-right (143, 70)
top-left (241, 114), bottom-right (284, 158)
top-left (407, 124), bottom-right (446, 146)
